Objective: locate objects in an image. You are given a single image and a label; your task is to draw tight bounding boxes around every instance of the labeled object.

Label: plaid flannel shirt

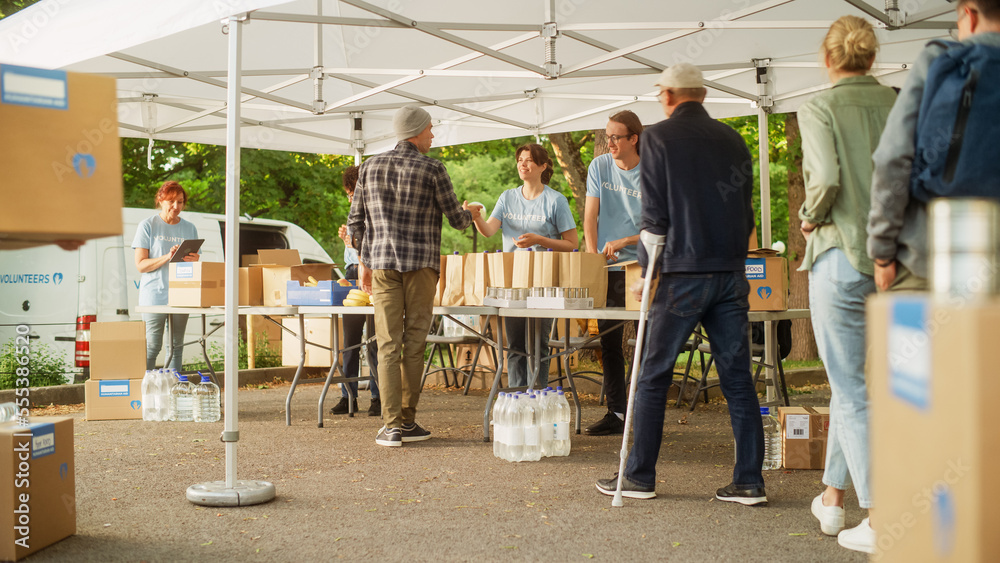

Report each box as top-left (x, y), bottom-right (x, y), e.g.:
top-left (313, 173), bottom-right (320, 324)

top-left (348, 140), bottom-right (473, 272)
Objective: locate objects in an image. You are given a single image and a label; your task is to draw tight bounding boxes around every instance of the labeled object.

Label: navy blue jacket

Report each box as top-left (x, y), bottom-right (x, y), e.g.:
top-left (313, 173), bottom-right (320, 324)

top-left (638, 102), bottom-right (755, 274)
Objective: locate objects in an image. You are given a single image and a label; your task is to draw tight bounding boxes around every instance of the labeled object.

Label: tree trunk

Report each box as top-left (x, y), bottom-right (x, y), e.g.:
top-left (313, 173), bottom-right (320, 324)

top-left (784, 113), bottom-right (819, 361)
top-left (549, 132), bottom-right (590, 223)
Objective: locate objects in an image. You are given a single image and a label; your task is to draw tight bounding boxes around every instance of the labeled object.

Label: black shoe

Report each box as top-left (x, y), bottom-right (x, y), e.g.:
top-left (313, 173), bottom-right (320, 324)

top-left (715, 483), bottom-right (767, 506)
top-left (375, 426), bottom-right (402, 447)
top-left (400, 422), bottom-right (431, 442)
top-left (367, 398), bottom-right (381, 417)
top-left (585, 412), bottom-right (624, 436)
top-left (330, 397), bottom-right (355, 415)
top-left (595, 473), bottom-right (656, 499)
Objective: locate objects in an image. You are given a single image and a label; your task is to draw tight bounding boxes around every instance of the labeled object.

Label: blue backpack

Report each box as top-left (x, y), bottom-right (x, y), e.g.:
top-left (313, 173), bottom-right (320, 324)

top-left (910, 40), bottom-right (1000, 202)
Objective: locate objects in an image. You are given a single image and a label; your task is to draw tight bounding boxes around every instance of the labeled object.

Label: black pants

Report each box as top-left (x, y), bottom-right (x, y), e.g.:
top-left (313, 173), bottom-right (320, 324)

top-left (341, 263), bottom-right (379, 399)
top-left (598, 270), bottom-right (638, 414)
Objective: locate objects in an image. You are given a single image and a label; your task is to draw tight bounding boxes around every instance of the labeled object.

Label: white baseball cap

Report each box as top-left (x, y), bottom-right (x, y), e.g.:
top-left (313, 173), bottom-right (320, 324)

top-left (654, 63), bottom-right (704, 89)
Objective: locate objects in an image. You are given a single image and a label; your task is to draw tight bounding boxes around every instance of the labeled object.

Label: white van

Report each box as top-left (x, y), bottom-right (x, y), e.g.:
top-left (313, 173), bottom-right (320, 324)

top-left (0, 208), bottom-right (335, 381)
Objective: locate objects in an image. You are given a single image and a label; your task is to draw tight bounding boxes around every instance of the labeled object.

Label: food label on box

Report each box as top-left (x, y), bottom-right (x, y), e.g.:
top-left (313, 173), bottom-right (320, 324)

top-left (745, 259), bottom-right (766, 280)
top-left (28, 422), bottom-right (56, 459)
top-left (888, 299), bottom-right (930, 411)
top-left (0, 65), bottom-right (68, 109)
top-left (175, 263), bottom-right (194, 279)
top-left (98, 380), bottom-right (131, 397)
top-left (785, 414), bottom-right (810, 439)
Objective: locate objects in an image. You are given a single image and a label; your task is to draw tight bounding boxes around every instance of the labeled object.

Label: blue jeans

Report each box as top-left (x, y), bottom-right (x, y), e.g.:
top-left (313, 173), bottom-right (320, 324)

top-left (341, 313), bottom-right (380, 400)
top-left (809, 248), bottom-right (875, 508)
top-left (504, 317), bottom-right (553, 388)
top-left (625, 271), bottom-right (764, 490)
top-left (142, 312), bottom-right (189, 371)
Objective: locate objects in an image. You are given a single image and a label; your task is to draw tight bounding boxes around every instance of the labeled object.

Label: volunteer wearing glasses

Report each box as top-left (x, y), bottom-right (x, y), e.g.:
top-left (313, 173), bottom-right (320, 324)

top-left (132, 181), bottom-right (200, 371)
top-left (582, 110), bottom-right (644, 436)
top-left (472, 143), bottom-right (578, 388)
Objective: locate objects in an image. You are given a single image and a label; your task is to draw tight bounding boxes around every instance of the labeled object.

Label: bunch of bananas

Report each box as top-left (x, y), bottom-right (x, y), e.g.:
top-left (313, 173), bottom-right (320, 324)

top-left (303, 276), bottom-right (321, 287)
top-left (344, 288), bottom-right (372, 307)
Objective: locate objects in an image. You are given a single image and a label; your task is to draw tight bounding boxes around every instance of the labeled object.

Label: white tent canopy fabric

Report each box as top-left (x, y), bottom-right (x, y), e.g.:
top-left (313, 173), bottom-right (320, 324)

top-left (1, 0), bottom-right (955, 156)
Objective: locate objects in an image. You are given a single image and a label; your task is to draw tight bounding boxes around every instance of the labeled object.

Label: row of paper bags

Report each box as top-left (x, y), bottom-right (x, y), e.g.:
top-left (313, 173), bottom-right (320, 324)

top-left (433, 250), bottom-right (609, 307)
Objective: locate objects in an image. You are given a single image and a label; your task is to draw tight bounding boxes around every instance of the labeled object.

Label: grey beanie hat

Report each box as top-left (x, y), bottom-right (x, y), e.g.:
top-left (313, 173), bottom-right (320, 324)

top-left (393, 105), bottom-right (432, 140)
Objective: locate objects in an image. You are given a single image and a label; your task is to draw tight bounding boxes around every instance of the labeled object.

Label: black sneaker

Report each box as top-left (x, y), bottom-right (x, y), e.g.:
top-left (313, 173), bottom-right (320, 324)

top-left (375, 426), bottom-right (402, 447)
top-left (715, 483), bottom-right (767, 506)
top-left (585, 412), bottom-right (625, 436)
top-left (400, 422), bottom-right (431, 442)
top-left (595, 473), bottom-right (656, 499)
top-left (367, 398), bottom-right (381, 417)
top-left (330, 397), bottom-right (354, 415)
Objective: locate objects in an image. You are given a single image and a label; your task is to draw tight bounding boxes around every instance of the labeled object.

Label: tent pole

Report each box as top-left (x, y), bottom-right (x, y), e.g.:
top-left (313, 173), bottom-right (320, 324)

top-left (186, 14), bottom-right (275, 507)
top-left (755, 59), bottom-right (777, 405)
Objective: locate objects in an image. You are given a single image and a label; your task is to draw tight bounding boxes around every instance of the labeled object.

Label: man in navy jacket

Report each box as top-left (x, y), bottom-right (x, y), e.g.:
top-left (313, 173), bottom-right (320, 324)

top-left (596, 63), bottom-right (767, 506)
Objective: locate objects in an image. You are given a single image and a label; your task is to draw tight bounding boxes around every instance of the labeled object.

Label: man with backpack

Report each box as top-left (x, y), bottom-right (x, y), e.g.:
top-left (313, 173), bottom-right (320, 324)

top-left (868, 0), bottom-right (1000, 291)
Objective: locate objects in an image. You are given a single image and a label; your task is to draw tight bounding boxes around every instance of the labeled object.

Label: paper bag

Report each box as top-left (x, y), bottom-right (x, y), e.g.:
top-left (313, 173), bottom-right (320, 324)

top-left (533, 250), bottom-right (560, 287)
top-left (488, 251), bottom-right (516, 288)
top-left (433, 254), bottom-right (446, 306)
top-left (512, 249), bottom-right (534, 288)
top-left (559, 251), bottom-right (609, 307)
top-left (463, 251), bottom-right (490, 306)
top-left (442, 253), bottom-right (465, 306)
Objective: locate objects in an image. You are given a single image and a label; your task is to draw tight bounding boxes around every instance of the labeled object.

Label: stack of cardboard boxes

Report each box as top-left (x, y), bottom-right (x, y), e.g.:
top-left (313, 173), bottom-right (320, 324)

top-left (84, 321), bottom-right (146, 420)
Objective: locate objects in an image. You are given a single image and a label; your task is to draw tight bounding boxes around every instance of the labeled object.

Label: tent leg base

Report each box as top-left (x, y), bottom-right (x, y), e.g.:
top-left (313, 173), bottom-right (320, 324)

top-left (186, 480), bottom-right (276, 507)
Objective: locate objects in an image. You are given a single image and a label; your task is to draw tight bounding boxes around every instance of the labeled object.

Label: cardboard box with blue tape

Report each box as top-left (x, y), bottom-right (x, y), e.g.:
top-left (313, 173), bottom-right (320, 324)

top-left (746, 249), bottom-right (788, 311)
top-left (0, 417), bottom-right (75, 561)
top-left (85, 379), bottom-right (143, 420)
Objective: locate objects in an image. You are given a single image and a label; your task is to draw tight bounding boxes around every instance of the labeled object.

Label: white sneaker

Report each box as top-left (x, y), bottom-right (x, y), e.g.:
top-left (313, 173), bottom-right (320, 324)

top-left (838, 517), bottom-right (876, 554)
top-left (811, 493), bottom-right (845, 536)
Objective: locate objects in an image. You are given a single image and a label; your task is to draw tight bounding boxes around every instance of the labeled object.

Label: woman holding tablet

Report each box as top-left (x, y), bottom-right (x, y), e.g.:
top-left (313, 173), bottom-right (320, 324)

top-left (132, 181), bottom-right (200, 371)
top-left (472, 144), bottom-right (577, 388)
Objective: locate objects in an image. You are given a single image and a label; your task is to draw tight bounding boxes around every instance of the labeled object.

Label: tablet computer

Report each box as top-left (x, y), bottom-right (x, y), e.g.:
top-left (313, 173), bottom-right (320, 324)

top-left (169, 239), bottom-right (204, 262)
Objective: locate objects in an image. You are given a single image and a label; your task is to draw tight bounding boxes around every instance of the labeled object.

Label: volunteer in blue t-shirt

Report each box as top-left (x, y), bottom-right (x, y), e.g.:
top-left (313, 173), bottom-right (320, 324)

top-left (132, 181), bottom-right (200, 371)
top-left (582, 111), bottom-right (643, 436)
top-left (473, 143), bottom-right (578, 387)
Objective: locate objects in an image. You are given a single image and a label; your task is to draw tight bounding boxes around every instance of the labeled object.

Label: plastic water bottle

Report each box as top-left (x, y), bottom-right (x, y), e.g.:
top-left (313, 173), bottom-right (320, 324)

top-left (169, 374), bottom-right (194, 422)
top-left (141, 370), bottom-right (158, 421)
top-left (506, 395), bottom-right (524, 462)
top-left (538, 391), bottom-right (553, 457)
top-left (193, 372), bottom-right (221, 422)
top-left (521, 394), bottom-right (541, 462)
top-left (0, 402), bottom-right (19, 422)
top-left (761, 407), bottom-right (783, 470)
top-left (156, 369), bottom-right (173, 421)
top-left (492, 393), bottom-right (507, 460)
top-left (552, 390), bottom-right (572, 456)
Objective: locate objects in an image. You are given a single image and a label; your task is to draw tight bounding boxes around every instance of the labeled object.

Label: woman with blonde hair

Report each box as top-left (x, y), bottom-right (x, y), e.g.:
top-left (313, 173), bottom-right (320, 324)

top-left (797, 15), bottom-right (896, 554)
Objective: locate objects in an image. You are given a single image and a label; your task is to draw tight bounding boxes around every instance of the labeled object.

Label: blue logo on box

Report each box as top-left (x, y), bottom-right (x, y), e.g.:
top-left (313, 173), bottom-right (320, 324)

top-left (73, 153), bottom-right (96, 178)
top-left (99, 380), bottom-right (131, 398)
top-left (1, 65), bottom-right (68, 109)
top-left (745, 258), bottom-right (766, 280)
top-left (28, 422), bottom-right (56, 459)
top-left (175, 263), bottom-right (194, 279)
top-left (757, 286), bottom-right (772, 300)
top-left (130, 400), bottom-right (141, 410)
top-left (933, 487), bottom-right (956, 556)
top-left (888, 298), bottom-right (931, 411)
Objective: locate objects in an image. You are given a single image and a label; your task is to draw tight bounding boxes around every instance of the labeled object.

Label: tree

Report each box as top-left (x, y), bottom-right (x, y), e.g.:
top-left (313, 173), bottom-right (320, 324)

top-left (783, 114), bottom-right (819, 361)
top-left (548, 132), bottom-right (594, 228)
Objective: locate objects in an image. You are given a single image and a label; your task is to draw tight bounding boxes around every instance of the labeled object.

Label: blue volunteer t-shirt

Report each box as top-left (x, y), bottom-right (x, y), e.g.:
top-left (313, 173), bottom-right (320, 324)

top-left (489, 185), bottom-right (576, 252)
top-left (132, 214), bottom-right (199, 306)
top-left (586, 153), bottom-right (642, 265)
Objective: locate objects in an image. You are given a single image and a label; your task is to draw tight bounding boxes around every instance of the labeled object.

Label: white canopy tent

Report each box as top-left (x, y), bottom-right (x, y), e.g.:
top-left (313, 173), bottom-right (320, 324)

top-left (0, 0), bottom-right (956, 504)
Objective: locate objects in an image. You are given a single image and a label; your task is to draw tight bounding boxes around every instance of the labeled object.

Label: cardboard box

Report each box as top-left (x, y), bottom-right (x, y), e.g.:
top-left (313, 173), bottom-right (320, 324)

top-left (0, 65), bottom-right (123, 250)
top-left (241, 254), bottom-right (260, 267)
top-left (169, 262), bottom-right (225, 307)
top-left (616, 260), bottom-right (659, 311)
top-left (239, 266), bottom-right (263, 306)
top-left (777, 406), bottom-right (829, 469)
top-left (256, 249), bottom-right (334, 306)
top-left (281, 317), bottom-right (346, 367)
top-left (89, 321), bottom-right (146, 380)
top-left (746, 249), bottom-right (788, 311)
top-left (0, 417), bottom-right (76, 561)
top-left (84, 379), bottom-right (143, 420)
top-left (868, 295), bottom-right (1000, 562)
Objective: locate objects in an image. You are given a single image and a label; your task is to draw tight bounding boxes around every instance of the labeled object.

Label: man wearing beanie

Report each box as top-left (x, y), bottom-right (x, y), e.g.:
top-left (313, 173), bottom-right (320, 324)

top-left (347, 105), bottom-right (482, 447)
top-left (596, 63), bottom-right (766, 506)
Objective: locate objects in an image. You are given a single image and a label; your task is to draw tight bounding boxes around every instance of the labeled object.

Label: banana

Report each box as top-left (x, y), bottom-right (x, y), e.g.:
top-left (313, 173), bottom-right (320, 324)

top-left (343, 297), bottom-right (369, 307)
top-left (349, 289), bottom-right (369, 300)
top-left (337, 278), bottom-right (352, 287)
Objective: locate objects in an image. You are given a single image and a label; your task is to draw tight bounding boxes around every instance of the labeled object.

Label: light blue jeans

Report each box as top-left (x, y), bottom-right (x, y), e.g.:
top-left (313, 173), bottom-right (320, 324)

top-left (142, 313), bottom-right (190, 371)
top-left (808, 248), bottom-right (875, 508)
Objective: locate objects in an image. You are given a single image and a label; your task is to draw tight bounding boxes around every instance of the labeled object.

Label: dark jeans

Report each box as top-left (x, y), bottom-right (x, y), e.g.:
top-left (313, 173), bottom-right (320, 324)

top-left (625, 272), bottom-right (764, 490)
top-left (599, 270), bottom-right (638, 415)
top-left (342, 263), bottom-right (379, 399)
top-left (504, 316), bottom-right (553, 388)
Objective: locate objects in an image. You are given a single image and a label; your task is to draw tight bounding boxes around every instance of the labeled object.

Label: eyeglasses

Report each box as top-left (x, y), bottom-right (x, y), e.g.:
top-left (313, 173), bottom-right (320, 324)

top-left (606, 133), bottom-right (634, 145)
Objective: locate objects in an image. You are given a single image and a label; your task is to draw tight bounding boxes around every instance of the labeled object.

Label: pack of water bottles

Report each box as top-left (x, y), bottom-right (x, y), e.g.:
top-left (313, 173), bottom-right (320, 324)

top-left (141, 369), bottom-right (220, 422)
top-left (492, 387), bottom-right (572, 462)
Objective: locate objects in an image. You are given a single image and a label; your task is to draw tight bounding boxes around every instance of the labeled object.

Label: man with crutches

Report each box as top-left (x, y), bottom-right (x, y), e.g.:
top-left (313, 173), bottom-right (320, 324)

top-left (596, 63), bottom-right (767, 506)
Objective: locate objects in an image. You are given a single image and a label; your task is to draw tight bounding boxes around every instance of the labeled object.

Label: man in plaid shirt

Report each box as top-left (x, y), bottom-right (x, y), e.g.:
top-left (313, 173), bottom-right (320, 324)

top-left (348, 105), bottom-right (482, 447)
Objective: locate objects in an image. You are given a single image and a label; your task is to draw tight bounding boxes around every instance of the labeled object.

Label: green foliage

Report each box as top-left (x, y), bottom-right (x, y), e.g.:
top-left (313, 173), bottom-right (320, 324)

top-left (0, 0), bottom-right (35, 19)
top-left (183, 331), bottom-right (282, 372)
top-left (0, 340), bottom-right (70, 389)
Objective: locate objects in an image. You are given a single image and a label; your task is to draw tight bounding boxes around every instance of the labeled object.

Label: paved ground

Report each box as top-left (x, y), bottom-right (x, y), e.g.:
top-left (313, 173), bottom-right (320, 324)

top-left (27, 382), bottom-right (866, 562)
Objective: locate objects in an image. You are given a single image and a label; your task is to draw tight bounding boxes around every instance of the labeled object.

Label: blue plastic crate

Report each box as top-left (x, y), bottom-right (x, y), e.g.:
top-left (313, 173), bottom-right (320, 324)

top-left (286, 279), bottom-right (334, 306)
top-left (331, 280), bottom-right (358, 305)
